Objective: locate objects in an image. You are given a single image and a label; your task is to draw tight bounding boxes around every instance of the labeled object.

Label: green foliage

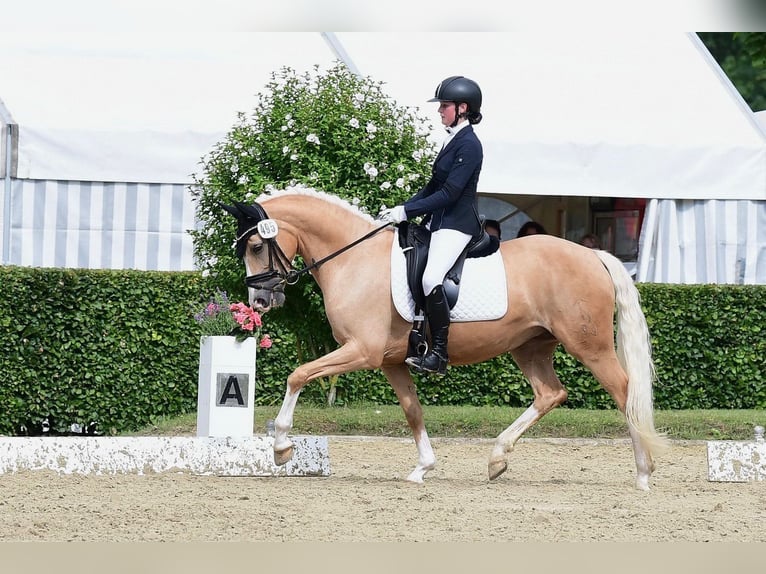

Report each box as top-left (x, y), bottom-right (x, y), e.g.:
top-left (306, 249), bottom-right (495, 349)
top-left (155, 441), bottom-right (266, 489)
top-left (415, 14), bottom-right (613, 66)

top-left (0, 266), bottom-right (208, 435)
top-left (697, 32), bottom-right (766, 112)
top-left (639, 284), bottom-right (766, 410)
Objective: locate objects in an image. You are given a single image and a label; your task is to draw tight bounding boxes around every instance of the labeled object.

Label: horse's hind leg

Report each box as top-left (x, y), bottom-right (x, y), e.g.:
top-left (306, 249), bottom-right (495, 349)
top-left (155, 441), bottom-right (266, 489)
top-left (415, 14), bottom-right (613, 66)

top-left (489, 339), bottom-right (567, 481)
top-left (584, 354), bottom-right (655, 491)
top-left (382, 364), bottom-right (436, 483)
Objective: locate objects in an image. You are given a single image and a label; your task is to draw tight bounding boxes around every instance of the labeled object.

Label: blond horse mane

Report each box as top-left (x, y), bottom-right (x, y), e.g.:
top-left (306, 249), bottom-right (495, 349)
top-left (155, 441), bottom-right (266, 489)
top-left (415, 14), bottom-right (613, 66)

top-left (255, 185), bottom-right (377, 224)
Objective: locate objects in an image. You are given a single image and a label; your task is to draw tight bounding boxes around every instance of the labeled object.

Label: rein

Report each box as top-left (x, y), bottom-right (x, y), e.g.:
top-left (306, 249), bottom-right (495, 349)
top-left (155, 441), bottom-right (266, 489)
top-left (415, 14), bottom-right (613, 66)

top-left (240, 202), bottom-right (391, 290)
top-left (286, 222), bottom-right (392, 283)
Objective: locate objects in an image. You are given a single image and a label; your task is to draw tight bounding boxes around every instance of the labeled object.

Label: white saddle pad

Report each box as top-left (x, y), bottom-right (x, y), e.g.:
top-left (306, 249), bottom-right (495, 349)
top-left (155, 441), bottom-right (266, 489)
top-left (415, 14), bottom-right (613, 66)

top-left (390, 240), bottom-right (508, 323)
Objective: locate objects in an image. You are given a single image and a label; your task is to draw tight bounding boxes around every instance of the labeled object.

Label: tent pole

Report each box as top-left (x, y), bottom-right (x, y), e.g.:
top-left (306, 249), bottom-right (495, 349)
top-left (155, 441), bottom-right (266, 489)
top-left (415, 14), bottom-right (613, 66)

top-left (1, 101), bottom-right (15, 265)
top-left (2, 125), bottom-right (10, 264)
top-left (320, 32), bottom-right (361, 77)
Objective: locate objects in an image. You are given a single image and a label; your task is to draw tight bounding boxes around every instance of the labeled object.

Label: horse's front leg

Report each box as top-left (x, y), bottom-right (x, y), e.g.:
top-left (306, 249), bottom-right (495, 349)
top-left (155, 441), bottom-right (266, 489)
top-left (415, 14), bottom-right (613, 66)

top-left (382, 365), bottom-right (436, 483)
top-left (272, 386), bottom-right (300, 466)
top-left (272, 342), bottom-right (374, 467)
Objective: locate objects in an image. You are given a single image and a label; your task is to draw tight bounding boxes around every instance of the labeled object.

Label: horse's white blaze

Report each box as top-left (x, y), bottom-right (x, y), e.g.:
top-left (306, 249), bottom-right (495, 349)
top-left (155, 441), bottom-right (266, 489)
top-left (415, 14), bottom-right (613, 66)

top-left (244, 259), bottom-right (257, 308)
top-left (274, 387), bottom-right (300, 453)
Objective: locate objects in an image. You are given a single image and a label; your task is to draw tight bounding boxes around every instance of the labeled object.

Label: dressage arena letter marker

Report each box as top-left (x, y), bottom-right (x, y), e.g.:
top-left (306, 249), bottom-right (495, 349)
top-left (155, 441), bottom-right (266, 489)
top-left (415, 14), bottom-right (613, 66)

top-left (197, 337), bottom-right (256, 437)
top-left (217, 373), bottom-right (248, 407)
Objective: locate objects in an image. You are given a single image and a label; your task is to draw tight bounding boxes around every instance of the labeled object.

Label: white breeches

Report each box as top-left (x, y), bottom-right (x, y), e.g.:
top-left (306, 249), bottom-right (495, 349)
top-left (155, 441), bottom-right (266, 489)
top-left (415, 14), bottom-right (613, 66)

top-left (422, 228), bottom-right (472, 294)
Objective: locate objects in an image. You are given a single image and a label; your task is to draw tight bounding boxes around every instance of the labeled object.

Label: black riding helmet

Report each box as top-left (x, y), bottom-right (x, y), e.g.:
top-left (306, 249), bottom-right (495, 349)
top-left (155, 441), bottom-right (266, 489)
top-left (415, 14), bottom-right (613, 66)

top-left (428, 76), bottom-right (483, 125)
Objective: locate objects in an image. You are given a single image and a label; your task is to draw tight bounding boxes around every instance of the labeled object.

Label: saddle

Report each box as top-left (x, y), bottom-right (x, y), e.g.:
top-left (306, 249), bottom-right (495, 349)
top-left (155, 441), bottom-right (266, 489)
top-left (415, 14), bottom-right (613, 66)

top-left (397, 221), bottom-right (499, 310)
top-left (396, 221), bottom-right (500, 359)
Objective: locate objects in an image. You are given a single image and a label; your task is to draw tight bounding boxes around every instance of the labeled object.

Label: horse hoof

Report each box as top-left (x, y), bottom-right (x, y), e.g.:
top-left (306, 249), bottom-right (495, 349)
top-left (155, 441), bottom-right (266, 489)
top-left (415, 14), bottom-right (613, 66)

top-left (274, 446), bottom-right (294, 466)
top-left (488, 459), bottom-right (508, 481)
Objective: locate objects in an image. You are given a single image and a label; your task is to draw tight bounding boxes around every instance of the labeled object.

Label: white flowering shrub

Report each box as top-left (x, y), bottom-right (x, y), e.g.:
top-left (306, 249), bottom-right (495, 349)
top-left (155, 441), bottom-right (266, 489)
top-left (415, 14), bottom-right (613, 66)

top-left (190, 63), bottom-right (435, 289)
top-left (189, 63), bottom-right (436, 375)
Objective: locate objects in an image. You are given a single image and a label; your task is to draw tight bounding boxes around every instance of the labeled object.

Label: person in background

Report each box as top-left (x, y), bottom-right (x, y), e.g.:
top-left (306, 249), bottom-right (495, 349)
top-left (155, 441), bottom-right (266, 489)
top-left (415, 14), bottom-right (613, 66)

top-left (516, 221), bottom-right (547, 237)
top-left (378, 75), bottom-right (484, 376)
top-left (484, 219), bottom-right (501, 240)
top-left (579, 233), bottom-right (601, 249)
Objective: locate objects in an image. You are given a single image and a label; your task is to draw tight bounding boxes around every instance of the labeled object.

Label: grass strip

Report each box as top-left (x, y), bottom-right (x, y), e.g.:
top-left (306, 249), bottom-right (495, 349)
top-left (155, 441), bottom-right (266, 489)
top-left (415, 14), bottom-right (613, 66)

top-left (136, 405), bottom-right (766, 441)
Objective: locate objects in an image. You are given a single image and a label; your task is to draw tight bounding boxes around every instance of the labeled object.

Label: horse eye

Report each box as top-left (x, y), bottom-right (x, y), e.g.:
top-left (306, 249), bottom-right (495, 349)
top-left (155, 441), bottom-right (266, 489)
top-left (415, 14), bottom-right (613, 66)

top-left (250, 243), bottom-right (264, 254)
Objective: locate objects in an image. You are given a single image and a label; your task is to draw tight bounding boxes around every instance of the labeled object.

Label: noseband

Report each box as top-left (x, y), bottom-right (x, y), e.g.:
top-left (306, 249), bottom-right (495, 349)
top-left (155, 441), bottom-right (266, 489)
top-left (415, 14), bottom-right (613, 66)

top-left (236, 202), bottom-right (391, 293)
top-left (235, 204), bottom-right (299, 291)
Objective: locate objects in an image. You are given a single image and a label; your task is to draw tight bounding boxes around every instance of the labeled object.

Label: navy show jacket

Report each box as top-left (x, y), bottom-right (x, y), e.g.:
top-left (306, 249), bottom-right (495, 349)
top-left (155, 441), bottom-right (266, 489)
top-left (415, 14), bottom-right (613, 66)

top-left (403, 124), bottom-right (483, 237)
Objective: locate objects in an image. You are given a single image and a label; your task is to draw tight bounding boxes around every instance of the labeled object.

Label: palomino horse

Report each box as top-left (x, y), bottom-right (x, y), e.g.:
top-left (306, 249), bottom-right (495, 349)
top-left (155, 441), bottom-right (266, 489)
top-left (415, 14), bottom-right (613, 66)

top-left (222, 187), bottom-right (668, 490)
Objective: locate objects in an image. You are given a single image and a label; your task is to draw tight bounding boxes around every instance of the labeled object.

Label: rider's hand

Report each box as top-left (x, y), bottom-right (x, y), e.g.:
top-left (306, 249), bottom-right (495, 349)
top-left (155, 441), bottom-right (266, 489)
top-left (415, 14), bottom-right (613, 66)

top-left (378, 205), bottom-right (407, 224)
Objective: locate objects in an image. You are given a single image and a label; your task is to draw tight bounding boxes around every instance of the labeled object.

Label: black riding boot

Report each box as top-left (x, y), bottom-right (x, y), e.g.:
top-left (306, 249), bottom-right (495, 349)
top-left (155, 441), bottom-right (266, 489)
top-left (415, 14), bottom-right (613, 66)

top-left (408, 285), bottom-right (450, 376)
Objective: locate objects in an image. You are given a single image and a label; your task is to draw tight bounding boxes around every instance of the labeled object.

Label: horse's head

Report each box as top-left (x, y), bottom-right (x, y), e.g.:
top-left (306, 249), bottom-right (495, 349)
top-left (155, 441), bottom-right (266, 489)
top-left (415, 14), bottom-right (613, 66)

top-left (220, 201), bottom-right (297, 313)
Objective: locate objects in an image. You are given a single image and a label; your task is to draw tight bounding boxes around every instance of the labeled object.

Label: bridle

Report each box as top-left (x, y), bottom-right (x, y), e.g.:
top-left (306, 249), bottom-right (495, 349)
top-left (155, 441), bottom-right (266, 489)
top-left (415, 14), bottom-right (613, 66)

top-left (236, 202), bottom-right (391, 292)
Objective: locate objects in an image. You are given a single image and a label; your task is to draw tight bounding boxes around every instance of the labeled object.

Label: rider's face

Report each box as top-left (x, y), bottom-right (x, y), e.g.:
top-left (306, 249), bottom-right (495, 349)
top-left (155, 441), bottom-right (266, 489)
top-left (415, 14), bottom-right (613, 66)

top-left (438, 101), bottom-right (461, 126)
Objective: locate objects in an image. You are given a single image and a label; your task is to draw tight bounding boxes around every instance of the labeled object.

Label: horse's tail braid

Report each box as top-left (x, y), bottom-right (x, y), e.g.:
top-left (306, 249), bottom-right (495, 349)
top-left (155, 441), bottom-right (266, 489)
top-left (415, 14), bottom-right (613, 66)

top-left (594, 250), bottom-right (669, 458)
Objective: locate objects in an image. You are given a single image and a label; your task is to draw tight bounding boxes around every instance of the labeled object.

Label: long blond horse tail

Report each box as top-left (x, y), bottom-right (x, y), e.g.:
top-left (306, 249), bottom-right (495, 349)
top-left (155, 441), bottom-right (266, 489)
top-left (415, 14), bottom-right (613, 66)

top-left (594, 250), bottom-right (670, 458)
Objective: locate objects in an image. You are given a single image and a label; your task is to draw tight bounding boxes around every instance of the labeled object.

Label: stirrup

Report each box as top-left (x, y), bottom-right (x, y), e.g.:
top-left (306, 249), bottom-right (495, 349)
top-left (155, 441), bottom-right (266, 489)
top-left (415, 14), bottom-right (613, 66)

top-left (404, 355), bottom-right (425, 372)
top-left (418, 351), bottom-right (448, 376)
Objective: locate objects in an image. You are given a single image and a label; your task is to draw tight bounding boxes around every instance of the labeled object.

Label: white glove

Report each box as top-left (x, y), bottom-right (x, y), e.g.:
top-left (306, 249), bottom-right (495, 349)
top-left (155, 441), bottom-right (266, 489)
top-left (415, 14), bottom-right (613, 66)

top-left (379, 205), bottom-right (407, 224)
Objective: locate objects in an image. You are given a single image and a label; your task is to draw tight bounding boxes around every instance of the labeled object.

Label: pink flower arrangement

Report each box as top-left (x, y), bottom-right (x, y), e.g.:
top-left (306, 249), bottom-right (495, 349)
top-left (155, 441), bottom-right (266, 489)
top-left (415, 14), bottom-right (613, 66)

top-left (194, 290), bottom-right (274, 347)
top-left (230, 302), bottom-right (262, 332)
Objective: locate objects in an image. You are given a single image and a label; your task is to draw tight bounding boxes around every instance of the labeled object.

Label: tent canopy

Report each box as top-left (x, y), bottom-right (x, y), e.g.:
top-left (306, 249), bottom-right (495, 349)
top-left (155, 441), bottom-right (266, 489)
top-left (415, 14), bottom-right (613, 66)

top-left (2, 31), bottom-right (765, 199)
top-left (332, 32), bottom-right (766, 201)
top-left (0, 33), bottom-right (337, 183)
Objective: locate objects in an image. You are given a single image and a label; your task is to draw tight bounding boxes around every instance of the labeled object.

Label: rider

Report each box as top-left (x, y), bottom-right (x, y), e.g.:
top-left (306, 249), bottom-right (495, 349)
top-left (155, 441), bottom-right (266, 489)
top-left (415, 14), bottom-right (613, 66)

top-left (379, 75), bottom-right (484, 376)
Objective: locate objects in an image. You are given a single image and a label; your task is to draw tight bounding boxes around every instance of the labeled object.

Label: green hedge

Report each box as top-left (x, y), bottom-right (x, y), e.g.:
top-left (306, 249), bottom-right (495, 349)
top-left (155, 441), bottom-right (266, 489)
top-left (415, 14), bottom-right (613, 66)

top-left (641, 284), bottom-right (765, 409)
top-left (0, 267), bottom-right (205, 435)
top-left (0, 266), bottom-right (763, 435)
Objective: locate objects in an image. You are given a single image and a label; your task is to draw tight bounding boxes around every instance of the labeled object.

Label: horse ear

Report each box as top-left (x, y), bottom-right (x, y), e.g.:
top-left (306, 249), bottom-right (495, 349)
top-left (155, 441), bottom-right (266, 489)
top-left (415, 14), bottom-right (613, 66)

top-left (220, 201), bottom-right (265, 226)
top-left (219, 202), bottom-right (242, 220)
top-left (235, 201), bottom-right (263, 221)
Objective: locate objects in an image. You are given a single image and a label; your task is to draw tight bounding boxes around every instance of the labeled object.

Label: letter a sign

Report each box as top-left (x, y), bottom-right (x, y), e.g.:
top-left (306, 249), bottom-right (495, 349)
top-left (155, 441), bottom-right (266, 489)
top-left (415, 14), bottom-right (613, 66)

top-left (216, 373), bottom-right (250, 407)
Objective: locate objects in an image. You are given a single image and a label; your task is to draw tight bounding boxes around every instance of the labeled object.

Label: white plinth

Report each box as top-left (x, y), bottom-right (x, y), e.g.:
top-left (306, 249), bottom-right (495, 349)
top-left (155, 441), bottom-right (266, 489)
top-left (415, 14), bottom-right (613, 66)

top-left (0, 436), bottom-right (330, 476)
top-left (197, 336), bottom-right (257, 437)
top-left (707, 440), bottom-right (766, 482)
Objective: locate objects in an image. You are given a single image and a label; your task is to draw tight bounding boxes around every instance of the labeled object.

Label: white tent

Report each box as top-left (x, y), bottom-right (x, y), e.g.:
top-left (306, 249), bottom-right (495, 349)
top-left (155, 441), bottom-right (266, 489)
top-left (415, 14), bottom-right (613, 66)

top-left (333, 32), bottom-right (766, 201)
top-left (2, 31), bottom-right (765, 282)
top-left (0, 33), bottom-right (338, 269)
